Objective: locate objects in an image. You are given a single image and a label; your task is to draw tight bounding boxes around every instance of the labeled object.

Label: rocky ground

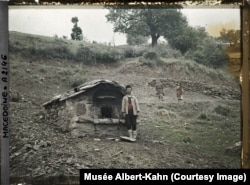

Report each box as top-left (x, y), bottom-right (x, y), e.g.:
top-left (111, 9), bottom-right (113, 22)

top-left (7, 40), bottom-right (242, 184)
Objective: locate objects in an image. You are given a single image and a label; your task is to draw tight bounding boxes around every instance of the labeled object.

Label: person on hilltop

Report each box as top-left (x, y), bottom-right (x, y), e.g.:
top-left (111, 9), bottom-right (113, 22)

top-left (121, 85), bottom-right (140, 141)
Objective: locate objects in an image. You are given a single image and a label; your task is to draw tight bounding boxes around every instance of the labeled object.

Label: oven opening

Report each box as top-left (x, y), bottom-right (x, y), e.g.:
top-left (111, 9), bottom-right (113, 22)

top-left (101, 106), bottom-right (112, 118)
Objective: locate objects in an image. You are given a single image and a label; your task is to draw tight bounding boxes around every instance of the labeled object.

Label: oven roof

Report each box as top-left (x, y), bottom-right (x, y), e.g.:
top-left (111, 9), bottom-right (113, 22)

top-left (43, 79), bottom-right (126, 108)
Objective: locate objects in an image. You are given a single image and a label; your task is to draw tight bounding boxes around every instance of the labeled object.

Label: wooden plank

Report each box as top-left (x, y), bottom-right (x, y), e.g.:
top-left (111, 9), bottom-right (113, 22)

top-left (120, 136), bottom-right (136, 142)
top-left (241, 3), bottom-right (250, 169)
top-left (97, 96), bottom-right (116, 99)
top-left (93, 118), bottom-right (125, 124)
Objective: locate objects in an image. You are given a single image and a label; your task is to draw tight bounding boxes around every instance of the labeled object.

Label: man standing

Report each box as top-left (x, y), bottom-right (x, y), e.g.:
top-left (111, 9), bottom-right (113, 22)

top-left (121, 85), bottom-right (140, 140)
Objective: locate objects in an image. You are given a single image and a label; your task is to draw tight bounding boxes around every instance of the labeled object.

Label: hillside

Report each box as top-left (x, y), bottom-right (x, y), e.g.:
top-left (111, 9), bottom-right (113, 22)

top-left (8, 32), bottom-right (242, 184)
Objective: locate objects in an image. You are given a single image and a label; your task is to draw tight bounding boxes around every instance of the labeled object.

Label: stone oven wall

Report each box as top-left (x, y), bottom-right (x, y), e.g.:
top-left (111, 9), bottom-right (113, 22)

top-left (44, 91), bottom-right (127, 138)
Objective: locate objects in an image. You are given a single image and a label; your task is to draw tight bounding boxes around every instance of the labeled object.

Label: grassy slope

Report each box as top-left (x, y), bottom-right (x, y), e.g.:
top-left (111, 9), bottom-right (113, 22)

top-left (9, 31), bottom-right (242, 178)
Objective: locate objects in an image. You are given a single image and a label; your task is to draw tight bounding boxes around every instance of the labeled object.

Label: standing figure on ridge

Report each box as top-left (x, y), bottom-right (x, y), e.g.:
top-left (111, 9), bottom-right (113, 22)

top-left (176, 82), bottom-right (183, 102)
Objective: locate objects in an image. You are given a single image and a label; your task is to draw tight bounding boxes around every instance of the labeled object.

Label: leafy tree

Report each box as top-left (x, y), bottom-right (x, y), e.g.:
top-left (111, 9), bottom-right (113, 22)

top-left (165, 26), bottom-right (208, 54)
top-left (105, 6), bottom-right (186, 47)
top-left (185, 37), bottom-right (228, 69)
top-left (71, 17), bottom-right (83, 41)
top-left (219, 28), bottom-right (240, 46)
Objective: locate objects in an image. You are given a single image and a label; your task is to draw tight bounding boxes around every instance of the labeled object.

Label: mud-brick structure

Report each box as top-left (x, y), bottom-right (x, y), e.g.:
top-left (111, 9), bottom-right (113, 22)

top-left (43, 79), bottom-right (128, 137)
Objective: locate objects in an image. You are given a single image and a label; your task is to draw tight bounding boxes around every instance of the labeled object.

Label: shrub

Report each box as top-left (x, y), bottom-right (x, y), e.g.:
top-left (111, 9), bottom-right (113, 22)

top-left (76, 45), bottom-right (119, 64)
top-left (39, 66), bottom-right (47, 73)
top-left (153, 44), bottom-right (182, 58)
top-left (214, 105), bottom-right (230, 116)
top-left (76, 46), bottom-right (94, 63)
top-left (185, 37), bottom-right (228, 69)
top-left (123, 47), bottom-right (135, 58)
top-left (96, 50), bottom-right (120, 63)
top-left (198, 113), bottom-right (209, 120)
top-left (144, 50), bottom-right (158, 60)
top-left (138, 57), bottom-right (157, 67)
top-left (70, 75), bottom-right (87, 88)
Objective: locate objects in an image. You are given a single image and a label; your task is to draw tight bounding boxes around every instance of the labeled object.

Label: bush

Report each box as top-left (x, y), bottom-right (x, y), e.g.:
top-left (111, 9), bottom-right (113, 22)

top-left (185, 37), bottom-right (228, 69)
top-left (138, 57), bottom-right (159, 67)
top-left (70, 75), bottom-right (87, 88)
top-left (198, 113), bottom-right (209, 120)
top-left (76, 45), bottom-right (121, 64)
top-left (153, 44), bottom-right (182, 58)
top-left (123, 47), bottom-right (136, 58)
top-left (97, 50), bottom-right (120, 63)
top-left (214, 105), bottom-right (230, 116)
top-left (144, 51), bottom-right (158, 60)
top-left (117, 45), bottom-right (146, 58)
top-left (39, 66), bottom-right (47, 73)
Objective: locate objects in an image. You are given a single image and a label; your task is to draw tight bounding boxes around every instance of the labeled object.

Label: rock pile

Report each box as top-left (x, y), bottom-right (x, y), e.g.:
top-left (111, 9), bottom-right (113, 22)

top-left (149, 79), bottom-right (241, 100)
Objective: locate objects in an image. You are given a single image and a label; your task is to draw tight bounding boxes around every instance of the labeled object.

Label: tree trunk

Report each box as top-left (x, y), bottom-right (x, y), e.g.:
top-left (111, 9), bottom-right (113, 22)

top-left (151, 34), bottom-right (160, 47)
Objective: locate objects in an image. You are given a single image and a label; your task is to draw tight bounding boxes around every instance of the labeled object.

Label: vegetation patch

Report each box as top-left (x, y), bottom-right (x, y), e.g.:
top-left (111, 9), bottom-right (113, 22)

top-left (214, 105), bottom-right (231, 116)
top-left (198, 113), bottom-right (210, 120)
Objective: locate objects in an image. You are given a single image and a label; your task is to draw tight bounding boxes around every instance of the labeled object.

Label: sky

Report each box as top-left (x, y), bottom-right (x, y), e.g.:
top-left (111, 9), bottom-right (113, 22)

top-left (9, 6), bottom-right (241, 46)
